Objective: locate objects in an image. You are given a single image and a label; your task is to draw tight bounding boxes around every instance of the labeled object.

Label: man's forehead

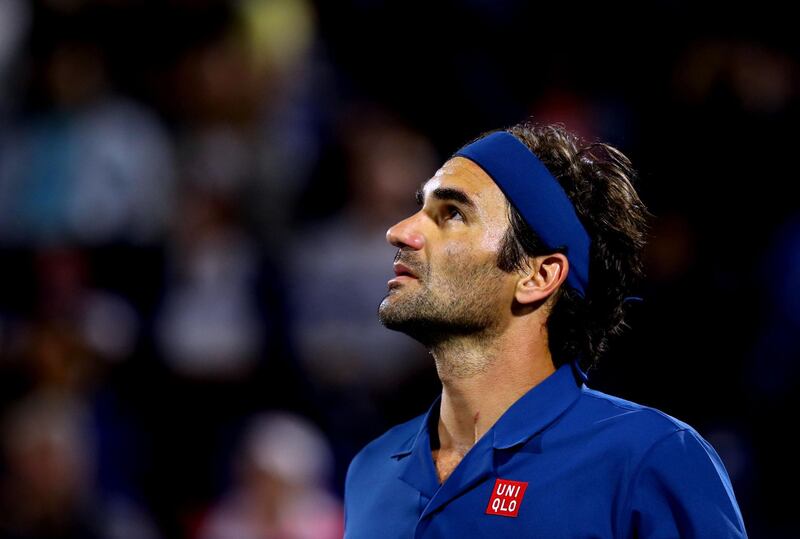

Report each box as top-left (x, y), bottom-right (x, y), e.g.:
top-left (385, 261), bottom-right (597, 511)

top-left (421, 156), bottom-right (503, 198)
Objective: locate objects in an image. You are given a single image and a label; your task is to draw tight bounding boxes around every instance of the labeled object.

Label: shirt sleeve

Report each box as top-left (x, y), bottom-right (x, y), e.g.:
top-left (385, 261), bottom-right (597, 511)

top-left (621, 428), bottom-right (748, 539)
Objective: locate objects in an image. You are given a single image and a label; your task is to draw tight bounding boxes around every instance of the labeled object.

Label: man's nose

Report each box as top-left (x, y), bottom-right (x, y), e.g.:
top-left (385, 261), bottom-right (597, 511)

top-left (386, 213), bottom-right (425, 250)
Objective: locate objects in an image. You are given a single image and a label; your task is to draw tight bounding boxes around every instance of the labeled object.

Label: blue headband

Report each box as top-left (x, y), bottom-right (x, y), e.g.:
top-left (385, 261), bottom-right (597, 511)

top-left (455, 131), bottom-right (591, 297)
top-left (455, 130), bottom-right (645, 384)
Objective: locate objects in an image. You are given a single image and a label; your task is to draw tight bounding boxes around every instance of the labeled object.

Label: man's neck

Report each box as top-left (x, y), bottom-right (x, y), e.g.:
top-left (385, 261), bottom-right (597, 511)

top-left (431, 326), bottom-right (556, 454)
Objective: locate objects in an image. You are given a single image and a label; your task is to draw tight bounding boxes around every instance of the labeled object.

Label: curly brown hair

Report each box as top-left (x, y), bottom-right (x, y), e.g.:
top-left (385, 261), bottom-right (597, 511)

top-left (455, 120), bottom-right (654, 375)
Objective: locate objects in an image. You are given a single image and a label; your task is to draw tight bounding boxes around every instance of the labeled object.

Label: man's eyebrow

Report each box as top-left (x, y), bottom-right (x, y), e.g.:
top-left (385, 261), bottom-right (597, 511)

top-left (415, 185), bottom-right (476, 209)
top-left (431, 187), bottom-right (476, 208)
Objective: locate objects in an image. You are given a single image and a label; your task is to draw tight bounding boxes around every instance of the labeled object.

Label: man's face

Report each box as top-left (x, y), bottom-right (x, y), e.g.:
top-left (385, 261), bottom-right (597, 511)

top-left (378, 157), bottom-right (518, 345)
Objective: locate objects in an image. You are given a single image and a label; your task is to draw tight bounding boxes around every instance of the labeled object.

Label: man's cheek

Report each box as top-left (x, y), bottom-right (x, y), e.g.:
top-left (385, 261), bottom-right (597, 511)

top-left (442, 242), bottom-right (470, 261)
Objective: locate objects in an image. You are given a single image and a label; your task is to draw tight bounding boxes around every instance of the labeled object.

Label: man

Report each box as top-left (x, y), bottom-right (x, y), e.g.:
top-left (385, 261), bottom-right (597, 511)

top-left (343, 121), bottom-right (748, 538)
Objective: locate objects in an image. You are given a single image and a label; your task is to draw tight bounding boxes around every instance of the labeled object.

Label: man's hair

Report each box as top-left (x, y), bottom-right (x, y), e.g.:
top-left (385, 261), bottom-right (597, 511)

top-left (461, 120), bottom-right (654, 375)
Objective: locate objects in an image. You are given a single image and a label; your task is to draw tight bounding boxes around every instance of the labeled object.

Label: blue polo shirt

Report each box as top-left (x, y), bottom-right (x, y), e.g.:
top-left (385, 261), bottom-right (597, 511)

top-left (344, 361), bottom-right (748, 538)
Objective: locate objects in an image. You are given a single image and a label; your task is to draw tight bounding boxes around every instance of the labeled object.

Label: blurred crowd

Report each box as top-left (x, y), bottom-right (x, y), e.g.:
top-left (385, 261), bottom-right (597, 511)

top-left (0, 0), bottom-right (797, 538)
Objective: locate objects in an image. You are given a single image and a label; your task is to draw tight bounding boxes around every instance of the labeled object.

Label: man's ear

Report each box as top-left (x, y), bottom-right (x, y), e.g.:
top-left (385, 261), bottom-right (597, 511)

top-left (514, 253), bottom-right (569, 305)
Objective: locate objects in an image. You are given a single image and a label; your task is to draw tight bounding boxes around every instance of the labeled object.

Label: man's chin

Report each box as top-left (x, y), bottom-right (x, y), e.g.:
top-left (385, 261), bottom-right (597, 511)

top-left (377, 299), bottom-right (403, 330)
top-left (379, 285), bottom-right (414, 311)
top-left (379, 313), bottom-right (427, 340)
top-left (378, 299), bottom-right (419, 331)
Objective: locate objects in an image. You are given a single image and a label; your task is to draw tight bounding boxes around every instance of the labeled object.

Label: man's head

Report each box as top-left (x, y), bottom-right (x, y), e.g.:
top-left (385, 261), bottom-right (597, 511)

top-left (378, 120), bottom-right (653, 375)
top-left (377, 156), bottom-right (561, 347)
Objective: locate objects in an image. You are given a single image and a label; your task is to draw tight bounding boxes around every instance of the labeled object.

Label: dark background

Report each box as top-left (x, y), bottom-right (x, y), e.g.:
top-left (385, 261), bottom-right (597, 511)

top-left (0, 1), bottom-right (796, 537)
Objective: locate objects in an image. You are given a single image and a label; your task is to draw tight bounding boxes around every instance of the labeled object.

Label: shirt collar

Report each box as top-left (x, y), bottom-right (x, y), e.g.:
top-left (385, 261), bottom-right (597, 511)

top-left (391, 394), bottom-right (442, 460)
top-left (394, 393), bottom-right (443, 498)
top-left (490, 360), bottom-right (584, 449)
top-left (392, 359), bottom-right (585, 458)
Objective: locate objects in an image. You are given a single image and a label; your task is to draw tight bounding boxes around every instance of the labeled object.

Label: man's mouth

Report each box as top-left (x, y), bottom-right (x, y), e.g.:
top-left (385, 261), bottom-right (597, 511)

top-left (388, 262), bottom-right (420, 287)
top-left (393, 262), bottom-right (417, 278)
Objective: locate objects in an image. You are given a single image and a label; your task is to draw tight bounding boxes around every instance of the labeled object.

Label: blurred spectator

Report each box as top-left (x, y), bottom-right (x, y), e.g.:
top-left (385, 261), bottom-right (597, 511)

top-left (0, 0), bottom-right (30, 115)
top-left (34, 248), bottom-right (139, 364)
top-left (156, 190), bottom-right (267, 380)
top-left (167, 0), bottom-right (325, 247)
top-left (0, 245), bottom-right (157, 538)
top-left (148, 187), bottom-right (315, 536)
top-left (0, 248), bottom-right (139, 399)
top-left (287, 104), bottom-right (434, 391)
top-left (527, 86), bottom-right (636, 149)
top-left (195, 412), bottom-right (342, 539)
top-left (672, 38), bottom-right (795, 115)
top-left (0, 391), bottom-right (100, 538)
top-left (0, 391), bottom-right (160, 539)
top-left (285, 105), bottom-right (442, 484)
top-left (0, 23), bottom-right (176, 246)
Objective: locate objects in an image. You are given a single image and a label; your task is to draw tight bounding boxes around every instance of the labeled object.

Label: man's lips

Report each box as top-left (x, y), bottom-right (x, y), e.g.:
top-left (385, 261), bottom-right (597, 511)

top-left (388, 262), bottom-right (420, 286)
top-left (393, 262), bottom-right (417, 278)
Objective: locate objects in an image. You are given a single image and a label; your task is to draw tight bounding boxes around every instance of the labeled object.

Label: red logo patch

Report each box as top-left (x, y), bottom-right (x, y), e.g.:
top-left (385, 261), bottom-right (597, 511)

top-left (485, 478), bottom-right (528, 517)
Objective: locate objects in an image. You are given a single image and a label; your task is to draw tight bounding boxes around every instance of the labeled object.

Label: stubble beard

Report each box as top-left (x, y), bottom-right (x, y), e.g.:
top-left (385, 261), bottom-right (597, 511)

top-left (378, 258), bottom-right (508, 378)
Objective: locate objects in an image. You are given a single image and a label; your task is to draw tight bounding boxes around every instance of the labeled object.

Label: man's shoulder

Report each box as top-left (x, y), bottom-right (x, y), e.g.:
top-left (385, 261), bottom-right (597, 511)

top-left (577, 388), bottom-right (748, 538)
top-left (573, 385), bottom-right (702, 446)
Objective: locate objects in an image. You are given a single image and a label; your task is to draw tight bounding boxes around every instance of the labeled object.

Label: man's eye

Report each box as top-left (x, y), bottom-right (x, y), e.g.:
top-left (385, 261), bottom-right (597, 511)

top-left (445, 206), bottom-right (464, 221)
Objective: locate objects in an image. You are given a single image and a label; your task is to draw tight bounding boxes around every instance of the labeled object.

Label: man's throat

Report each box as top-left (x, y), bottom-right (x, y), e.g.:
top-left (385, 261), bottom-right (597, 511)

top-left (432, 447), bottom-right (469, 484)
